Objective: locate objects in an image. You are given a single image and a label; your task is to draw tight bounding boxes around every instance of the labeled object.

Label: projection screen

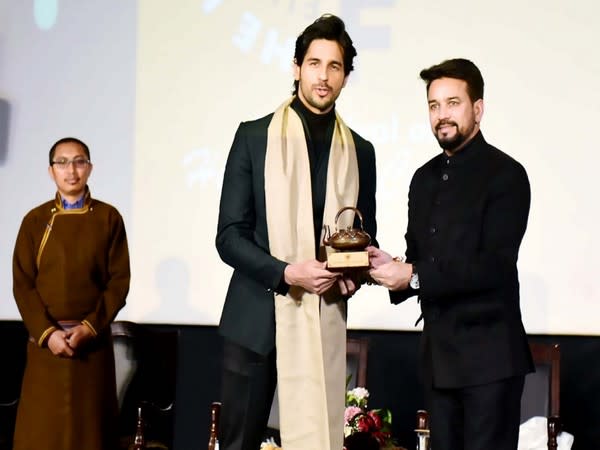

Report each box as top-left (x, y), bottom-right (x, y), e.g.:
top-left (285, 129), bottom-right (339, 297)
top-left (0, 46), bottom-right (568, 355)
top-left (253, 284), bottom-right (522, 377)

top-left (1, 0), bottom-right (598, 335)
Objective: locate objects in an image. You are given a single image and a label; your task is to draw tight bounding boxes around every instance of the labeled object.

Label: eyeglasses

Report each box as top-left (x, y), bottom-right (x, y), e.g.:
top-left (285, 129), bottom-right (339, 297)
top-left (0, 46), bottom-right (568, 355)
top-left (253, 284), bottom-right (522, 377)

top-left (50, 158), bottom-right (91, 170)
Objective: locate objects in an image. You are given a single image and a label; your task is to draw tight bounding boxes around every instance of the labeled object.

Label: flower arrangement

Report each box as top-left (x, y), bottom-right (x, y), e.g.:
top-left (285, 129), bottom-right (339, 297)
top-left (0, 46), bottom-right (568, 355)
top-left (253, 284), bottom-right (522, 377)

top-left (344, 387), bottom-right (396, 450)
top-left (259, 387), bottom-right (401, 450)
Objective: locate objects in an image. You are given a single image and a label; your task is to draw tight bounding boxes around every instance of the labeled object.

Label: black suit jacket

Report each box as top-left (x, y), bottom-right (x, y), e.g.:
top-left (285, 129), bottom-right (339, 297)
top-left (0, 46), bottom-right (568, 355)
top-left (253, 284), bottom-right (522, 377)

top-left (216, 109), bottom-right (377, 356)
top-left (392, 132), bottom-right (533, 388)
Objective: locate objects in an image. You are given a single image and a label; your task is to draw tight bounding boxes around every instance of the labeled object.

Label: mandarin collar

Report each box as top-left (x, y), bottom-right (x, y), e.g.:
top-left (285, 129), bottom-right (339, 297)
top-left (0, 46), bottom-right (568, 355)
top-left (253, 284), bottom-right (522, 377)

top-left (53, 186), bottom-right (92, 211)
top-left (439, 131), bottom-right (486, 167)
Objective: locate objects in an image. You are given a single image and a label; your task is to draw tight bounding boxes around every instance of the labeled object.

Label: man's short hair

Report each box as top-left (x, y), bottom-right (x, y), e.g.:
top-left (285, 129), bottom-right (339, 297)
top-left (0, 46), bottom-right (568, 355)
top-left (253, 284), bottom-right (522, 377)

top-left (49, 137), bottom-right (90, 165)
top-left (292, 14), bottom-right (357, 95)
top-left (419, 58), bottom-right (484, 103)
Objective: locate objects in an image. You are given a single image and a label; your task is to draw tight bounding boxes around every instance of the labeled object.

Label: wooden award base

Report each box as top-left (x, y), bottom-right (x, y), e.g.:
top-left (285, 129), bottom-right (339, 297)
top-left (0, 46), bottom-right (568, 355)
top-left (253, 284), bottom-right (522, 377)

top-left (327, 250), bottom-right (369, 270)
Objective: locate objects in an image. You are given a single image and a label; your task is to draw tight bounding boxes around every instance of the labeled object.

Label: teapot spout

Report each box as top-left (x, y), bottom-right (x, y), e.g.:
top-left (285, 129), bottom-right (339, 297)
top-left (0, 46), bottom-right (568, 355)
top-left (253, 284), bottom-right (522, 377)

top-left (322, 224), bottom-right (331, 246)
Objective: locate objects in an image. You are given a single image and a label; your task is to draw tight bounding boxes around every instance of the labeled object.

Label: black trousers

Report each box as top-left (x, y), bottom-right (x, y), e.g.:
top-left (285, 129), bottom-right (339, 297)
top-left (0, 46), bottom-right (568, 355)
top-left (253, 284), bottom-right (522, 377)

top-left (219, 339), bottom-right (277, 450)
top-left (426, 375), bottom-right (525, 450)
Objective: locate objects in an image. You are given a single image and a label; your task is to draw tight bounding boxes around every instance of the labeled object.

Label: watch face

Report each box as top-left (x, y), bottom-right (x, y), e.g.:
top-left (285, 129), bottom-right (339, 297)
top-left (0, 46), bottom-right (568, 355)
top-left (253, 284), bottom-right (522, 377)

top-left (410, 273), bottom-right (420, 290)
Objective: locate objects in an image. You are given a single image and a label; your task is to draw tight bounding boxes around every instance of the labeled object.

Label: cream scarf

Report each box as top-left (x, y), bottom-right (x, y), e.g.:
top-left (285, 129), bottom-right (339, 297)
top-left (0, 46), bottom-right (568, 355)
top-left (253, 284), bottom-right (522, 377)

top-left (265, 97), bottom-right (359, 450)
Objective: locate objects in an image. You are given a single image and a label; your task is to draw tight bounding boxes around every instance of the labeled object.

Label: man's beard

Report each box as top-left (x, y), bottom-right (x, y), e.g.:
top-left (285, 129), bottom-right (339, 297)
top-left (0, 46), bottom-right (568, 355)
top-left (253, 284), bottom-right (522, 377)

top-left (306, 91), bottom-right (335, 113)
top-left (306, 96), bottom-right (334, 113)
top-left (435, 121), bottom-right (473, 152)
top-left (436, 131), bottom-right (466, 151)
top-left (299, 83), bottom-right (338, 113)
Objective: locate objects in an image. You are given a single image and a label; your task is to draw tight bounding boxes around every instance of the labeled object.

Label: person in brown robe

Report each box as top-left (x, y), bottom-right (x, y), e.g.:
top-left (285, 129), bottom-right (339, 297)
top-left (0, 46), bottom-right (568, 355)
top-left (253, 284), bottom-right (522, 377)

top-left (12, 137), bottom-right (131, 450)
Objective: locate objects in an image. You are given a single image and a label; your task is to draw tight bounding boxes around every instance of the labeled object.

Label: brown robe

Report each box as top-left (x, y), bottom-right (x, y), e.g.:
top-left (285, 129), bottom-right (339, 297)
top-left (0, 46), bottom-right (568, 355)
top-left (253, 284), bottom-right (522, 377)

top-left (12, 190), bottom-right (130, 450)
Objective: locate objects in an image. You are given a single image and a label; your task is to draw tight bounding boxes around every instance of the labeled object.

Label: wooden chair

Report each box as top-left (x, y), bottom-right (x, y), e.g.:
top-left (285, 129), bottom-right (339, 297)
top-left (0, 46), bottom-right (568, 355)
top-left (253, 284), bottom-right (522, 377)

top-left (521, 342), bottom-right (561, 450)
top-left (414, 342), bottom-right (561, 450)
top-left (111, 321), bottom-right (179, 450)
top-left (346, 337), bottom-right (369, 389)
top-left (206, 402), bottom-right (221, 450)
top-left (112, 321), bottom-right (141, 411)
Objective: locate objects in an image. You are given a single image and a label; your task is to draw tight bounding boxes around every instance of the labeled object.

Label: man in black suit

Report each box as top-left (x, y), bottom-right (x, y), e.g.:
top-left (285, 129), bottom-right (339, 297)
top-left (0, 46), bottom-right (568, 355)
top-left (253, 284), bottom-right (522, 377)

top-left (369, 58), bottom-right (533, 450)
top-left (216, 14), bottom-right (376, 450)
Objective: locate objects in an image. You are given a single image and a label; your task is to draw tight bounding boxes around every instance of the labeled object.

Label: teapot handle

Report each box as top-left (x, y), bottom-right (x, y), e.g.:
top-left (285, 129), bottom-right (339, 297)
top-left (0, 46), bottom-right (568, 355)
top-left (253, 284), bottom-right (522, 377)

top-left (334, 206), bottom-right (364, 230)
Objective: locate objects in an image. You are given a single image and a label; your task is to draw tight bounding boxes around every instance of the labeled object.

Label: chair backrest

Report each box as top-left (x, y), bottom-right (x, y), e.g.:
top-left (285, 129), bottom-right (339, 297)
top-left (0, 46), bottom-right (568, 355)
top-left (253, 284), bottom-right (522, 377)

top-left (111, 321), bottom-right (141, 411)
top-left (346, 337), bottom-right (369, 389)
top-left (520, 342), bottom-right (560, 422)
top-left (111, 321), bottom-right (180, 449)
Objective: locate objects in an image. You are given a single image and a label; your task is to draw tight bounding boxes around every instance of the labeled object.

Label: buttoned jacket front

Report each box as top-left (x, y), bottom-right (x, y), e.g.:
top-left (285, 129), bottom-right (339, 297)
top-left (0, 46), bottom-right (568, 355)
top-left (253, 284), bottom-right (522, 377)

top-left (392, 132), bottom-right (533, 388)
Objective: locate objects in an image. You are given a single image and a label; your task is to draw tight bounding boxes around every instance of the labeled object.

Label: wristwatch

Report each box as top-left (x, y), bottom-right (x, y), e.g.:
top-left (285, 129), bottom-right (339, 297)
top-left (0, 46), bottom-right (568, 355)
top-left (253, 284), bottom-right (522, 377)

top-left (410, 264), bottom-right (420, 289)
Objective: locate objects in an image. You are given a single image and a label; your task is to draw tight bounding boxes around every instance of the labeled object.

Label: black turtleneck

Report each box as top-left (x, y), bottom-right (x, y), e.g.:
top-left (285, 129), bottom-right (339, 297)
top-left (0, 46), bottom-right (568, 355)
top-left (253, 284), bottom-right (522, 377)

top-left (290, 96), bottom-right (336, 256)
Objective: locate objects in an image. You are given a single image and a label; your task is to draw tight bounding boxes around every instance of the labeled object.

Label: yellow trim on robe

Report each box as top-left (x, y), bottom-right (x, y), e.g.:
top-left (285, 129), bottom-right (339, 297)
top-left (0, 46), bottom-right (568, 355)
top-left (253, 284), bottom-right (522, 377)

top-left (36, 191), bottom-right (92, 269)
top-left (38, 326), bottom-right (57, 347)
top-left (81, 320), bottom-right (98, 336)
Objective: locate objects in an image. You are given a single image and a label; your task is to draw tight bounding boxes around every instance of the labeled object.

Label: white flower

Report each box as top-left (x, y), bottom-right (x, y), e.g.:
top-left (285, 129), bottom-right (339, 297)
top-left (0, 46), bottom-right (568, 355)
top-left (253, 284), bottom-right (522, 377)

top-left (344, 424), bottom-right (353, 437)
top-left (350, 387), bottom-right (369, 400)
top-left (260, 437), bottom-right (281, 449)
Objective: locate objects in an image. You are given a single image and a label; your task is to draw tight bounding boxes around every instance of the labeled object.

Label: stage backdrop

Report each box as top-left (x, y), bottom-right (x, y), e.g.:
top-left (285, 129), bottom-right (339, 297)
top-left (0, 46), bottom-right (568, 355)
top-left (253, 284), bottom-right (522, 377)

top-left (1, 0), bottom-right (598, 334)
